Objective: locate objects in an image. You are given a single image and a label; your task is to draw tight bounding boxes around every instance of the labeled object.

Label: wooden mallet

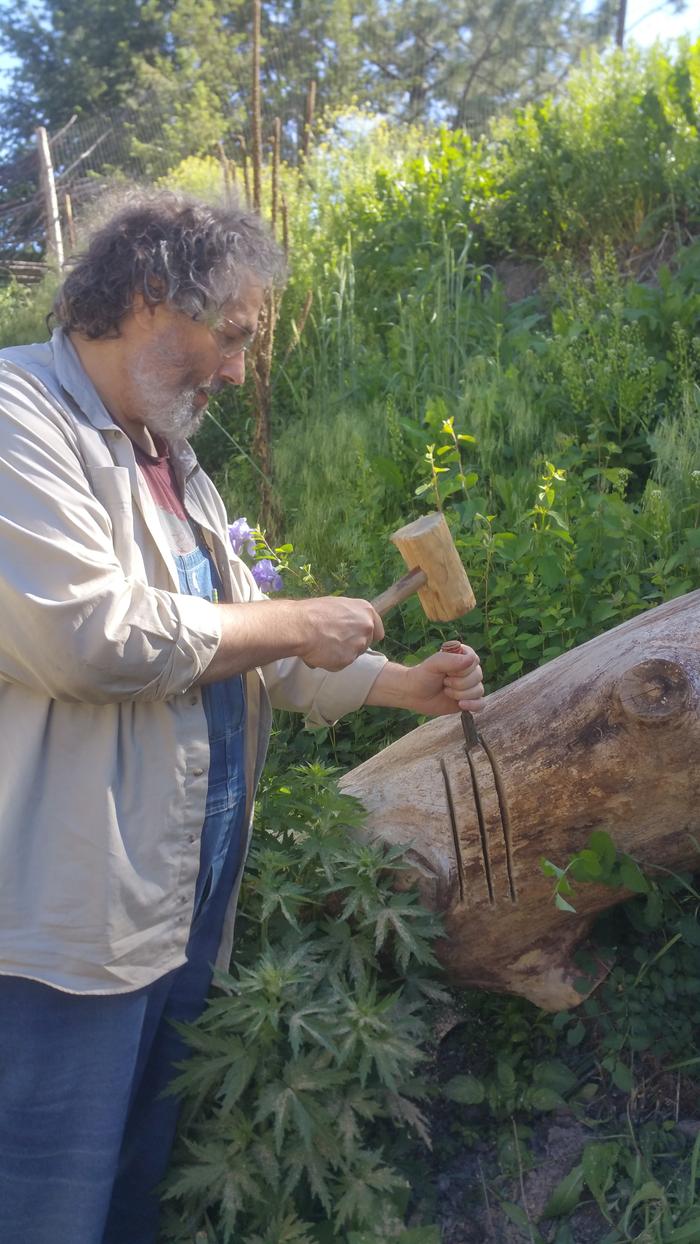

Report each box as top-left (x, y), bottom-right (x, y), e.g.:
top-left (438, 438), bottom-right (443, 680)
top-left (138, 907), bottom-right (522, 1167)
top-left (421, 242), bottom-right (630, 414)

top-left (372, 512), bottom-right (481, 744)
top-left (371, 512), bottom-right (476, 622)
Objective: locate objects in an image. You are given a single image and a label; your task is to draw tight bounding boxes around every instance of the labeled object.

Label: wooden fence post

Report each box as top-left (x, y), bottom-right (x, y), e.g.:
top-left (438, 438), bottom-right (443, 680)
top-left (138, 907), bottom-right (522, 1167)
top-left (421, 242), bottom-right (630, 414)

top-left (35, 126), bottom-right (64, 268)
top-left (64, 192), bottom-right (76, 253)
top-left (251, 0), bottom-right (262, 211)
top-left (302, 79), bottom-right (316, 162)
top-left (615, 0), bottom-right (627, 47)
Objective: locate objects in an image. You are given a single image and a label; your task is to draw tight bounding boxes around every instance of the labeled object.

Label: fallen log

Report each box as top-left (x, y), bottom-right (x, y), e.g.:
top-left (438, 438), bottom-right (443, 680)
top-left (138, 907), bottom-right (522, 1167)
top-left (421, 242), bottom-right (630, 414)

top-left (340, 591), bottom-right (700, 1010)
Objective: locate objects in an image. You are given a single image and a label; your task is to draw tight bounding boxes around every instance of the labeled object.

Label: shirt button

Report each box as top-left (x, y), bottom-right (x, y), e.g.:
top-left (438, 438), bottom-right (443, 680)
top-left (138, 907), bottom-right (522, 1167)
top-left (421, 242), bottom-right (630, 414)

top-left (189, 696), bottom-right (198, 706)
top-left (187, 834), bottom-right (196, 844)
top-left (192, 767), bottom-right (204, 777)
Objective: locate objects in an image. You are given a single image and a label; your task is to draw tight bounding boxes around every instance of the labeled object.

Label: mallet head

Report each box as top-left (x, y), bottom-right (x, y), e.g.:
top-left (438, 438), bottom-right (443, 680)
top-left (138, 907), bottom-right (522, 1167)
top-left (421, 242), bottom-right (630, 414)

top-left (372, 512), bottom-right (476, 621)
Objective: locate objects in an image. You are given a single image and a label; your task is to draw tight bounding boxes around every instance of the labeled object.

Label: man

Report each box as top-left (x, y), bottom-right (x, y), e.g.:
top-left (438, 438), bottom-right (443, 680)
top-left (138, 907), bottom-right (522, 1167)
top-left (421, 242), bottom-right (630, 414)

top-left (0, 191), bottom-right (484, 1244)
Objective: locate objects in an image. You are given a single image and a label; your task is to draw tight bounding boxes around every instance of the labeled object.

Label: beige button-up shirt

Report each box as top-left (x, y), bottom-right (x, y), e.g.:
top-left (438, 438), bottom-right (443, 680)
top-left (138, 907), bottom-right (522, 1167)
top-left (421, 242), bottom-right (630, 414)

top-left (0, 331), bottom-right (387, 994)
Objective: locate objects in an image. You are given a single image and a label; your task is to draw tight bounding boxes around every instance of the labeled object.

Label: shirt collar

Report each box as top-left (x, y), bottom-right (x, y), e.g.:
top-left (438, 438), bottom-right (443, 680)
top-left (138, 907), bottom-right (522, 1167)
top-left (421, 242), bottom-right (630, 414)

top-left (51, 327), bottom-right (116, 433)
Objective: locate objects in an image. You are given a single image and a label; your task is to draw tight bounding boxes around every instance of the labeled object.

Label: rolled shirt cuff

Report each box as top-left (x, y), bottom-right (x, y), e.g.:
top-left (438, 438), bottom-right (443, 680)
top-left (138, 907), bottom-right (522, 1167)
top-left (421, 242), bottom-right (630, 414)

top-left (303, 650), bottom-right (388, 729)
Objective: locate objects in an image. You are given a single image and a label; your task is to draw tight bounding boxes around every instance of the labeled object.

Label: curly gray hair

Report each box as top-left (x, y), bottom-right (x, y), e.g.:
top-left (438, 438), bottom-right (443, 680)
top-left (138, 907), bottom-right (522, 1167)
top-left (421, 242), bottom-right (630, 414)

top-left (53, 189), bottom-right (286, 339)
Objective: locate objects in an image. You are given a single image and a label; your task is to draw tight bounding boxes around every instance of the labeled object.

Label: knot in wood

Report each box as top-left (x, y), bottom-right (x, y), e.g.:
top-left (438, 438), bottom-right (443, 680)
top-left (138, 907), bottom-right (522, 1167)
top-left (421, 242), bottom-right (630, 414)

top-left (617, 657), bottom-right (692, 723)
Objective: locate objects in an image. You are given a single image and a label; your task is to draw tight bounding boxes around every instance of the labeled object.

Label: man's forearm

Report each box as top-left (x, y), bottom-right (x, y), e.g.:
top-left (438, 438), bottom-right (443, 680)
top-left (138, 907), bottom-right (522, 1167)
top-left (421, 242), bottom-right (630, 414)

top-left (198, 595), bottom-right (384, 683)
top-left (363, 661), bottom-right (412, 709)
top-left (198, 599), bottom-right (308, 683)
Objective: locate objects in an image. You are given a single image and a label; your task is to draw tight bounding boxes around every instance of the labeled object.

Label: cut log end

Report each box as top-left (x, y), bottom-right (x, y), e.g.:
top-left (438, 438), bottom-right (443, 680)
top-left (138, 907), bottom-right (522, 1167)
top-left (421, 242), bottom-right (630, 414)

top-left (617, 657), bottom-right (693, 723)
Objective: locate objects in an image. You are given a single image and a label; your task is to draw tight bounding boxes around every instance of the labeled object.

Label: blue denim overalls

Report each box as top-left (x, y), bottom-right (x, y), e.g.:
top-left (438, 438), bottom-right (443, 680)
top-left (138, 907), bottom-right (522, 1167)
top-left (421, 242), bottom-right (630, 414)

top-left (0, 545), bottom-right (249, 1244)
top-left (175, 545), bottom-right (248, 920)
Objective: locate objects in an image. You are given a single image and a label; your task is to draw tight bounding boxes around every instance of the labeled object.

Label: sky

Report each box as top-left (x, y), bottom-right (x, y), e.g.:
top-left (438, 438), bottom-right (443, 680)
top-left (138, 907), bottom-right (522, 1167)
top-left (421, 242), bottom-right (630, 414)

top-left (625, 0), bottom-right (699, 43)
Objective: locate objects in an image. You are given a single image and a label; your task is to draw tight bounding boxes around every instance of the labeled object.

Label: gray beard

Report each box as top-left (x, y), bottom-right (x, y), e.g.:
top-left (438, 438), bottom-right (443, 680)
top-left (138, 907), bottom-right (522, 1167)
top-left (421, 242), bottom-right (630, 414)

top-left (143, 389), bottom-right (206, 442)
top-left (130, 355), bottom-right (208, 442)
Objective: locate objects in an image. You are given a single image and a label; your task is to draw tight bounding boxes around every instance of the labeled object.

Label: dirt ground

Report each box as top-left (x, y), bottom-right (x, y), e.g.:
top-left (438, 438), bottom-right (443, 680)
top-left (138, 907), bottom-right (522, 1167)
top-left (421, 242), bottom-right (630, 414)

top-left (412, 1016), bottom-right (700, 1244)
top-left (427, 1108), bottom-right (607, 1243)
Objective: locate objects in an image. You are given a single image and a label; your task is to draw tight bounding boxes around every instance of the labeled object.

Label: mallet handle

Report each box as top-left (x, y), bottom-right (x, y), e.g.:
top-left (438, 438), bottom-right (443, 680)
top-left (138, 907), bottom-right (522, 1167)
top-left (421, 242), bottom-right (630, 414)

top-left (371, 567), bottom-right (427, 617)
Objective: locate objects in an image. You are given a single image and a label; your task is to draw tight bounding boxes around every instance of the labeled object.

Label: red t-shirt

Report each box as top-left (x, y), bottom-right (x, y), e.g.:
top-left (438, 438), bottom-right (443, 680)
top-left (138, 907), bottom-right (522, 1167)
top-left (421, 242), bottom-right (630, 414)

top-left (133, 436), bottom-right (199, 555)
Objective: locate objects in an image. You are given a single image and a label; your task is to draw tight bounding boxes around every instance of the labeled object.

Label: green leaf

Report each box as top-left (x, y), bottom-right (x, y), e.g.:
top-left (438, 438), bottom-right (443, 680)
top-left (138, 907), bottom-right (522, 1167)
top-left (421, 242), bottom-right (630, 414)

top-left (619, 855), bottom-right (650, 894)
top-left (541, 858), bottom-right (565, 880)
top-left (539, 555), bottom-right (567, 588)
top-left (533, 1061), bottom-right (578, 1094)
top-left (679, 914), bottom-right (700, 946)
top-left (570, 849), bottom-right (603, 881)
top-left (500, 1202), bottom-right (546, 1243)
top-left (566, 1020), bottom-right (585, 1047)
top-left (555, 893), bottom-right (577, 914)
top-left (624, 1179), bottom-right (664, 1212)
top-left (643, 890), bottom-right (663, 928)
top-left (443, 1074), bottom-right (485, 1105)
top-left (665, 1213), bottom-right (700, 1242)
top-left (587, 830), bottom-right (617, 874)
top-left (541, 1164), bottom-right (584, 1219)
top-left (527, 1086), bottom-right (564, 1111)
top-left (611, 1060), bottom-right (633, 1093)
top-left (496, 1059), bottom-right (517, 1092)
top-left (582, 1141), bottom-right (619, 1204)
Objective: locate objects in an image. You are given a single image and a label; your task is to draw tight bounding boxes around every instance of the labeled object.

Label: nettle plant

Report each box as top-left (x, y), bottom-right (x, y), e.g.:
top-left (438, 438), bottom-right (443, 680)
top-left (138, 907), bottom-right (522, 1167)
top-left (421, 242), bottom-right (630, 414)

top-left (160, 764), bottom-right (446, 1244)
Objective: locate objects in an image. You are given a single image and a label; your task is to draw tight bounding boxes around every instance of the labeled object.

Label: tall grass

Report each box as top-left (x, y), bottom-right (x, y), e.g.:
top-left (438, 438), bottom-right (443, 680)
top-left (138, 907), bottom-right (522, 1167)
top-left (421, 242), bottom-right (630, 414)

top-left (0, 277), bottom-right (57, 349)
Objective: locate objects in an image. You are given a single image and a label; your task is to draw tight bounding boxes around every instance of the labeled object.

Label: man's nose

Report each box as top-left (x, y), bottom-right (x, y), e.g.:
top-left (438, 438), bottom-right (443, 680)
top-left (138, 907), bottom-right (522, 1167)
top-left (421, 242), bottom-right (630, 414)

top-left (217, 352), bottom-right (247, 386)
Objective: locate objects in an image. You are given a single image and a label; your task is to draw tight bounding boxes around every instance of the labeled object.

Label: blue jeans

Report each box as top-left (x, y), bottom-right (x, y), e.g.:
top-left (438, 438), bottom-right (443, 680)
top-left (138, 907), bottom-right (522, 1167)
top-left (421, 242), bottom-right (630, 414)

top-left (0, 546), bottom-right (247, 1243)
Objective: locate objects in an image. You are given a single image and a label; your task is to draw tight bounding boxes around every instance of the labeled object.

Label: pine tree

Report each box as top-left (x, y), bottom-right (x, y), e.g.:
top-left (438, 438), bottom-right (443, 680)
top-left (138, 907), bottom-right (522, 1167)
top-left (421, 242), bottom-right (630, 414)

top-left (0, 0), bottom-right (167, 146)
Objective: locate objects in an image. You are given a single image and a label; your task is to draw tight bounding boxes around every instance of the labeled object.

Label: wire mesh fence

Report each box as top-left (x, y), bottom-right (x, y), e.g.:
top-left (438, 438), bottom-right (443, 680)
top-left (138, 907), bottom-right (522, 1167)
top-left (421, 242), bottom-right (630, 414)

top-left (0, 94), bottom-right (188, 274)
top-left (0, 79), bottom-right (507, 278)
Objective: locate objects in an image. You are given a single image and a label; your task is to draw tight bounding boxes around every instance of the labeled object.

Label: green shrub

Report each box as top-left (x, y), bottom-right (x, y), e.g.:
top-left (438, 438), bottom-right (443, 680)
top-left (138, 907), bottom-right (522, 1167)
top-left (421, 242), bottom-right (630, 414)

top-left (159, 765), bottom-right (443, 1243)
top-left (479, 41), bottom-right (700, 255)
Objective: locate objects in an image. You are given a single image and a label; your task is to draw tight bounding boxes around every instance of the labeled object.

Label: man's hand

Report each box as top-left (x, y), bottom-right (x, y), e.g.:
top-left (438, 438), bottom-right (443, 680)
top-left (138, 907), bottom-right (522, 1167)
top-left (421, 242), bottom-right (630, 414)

top-left (297, 597), bottom-right (384, 670)
top-left (365, 644), bottom-right (484, 716)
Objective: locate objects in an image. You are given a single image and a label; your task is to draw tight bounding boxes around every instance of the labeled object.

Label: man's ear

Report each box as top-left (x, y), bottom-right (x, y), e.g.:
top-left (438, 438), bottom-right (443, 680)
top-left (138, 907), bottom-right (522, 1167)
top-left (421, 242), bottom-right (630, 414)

top-left (130, 291), bottom-right (163, 328)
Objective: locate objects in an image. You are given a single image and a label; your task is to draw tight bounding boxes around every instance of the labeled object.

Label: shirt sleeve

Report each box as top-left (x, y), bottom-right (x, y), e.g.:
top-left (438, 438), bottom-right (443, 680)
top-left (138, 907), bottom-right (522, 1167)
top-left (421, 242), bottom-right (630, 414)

top-left (0, 375), bottom-right (222, 703)
top-left (261, 648), bottom-right (388, 728)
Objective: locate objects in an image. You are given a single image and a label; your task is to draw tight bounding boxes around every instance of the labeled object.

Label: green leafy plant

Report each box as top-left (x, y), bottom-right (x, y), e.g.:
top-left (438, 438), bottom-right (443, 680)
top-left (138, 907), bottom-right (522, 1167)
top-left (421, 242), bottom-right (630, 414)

top-left (541, 829), bottom-right (650, 914)
top-left (159, 765), bottom-right (445, 1242)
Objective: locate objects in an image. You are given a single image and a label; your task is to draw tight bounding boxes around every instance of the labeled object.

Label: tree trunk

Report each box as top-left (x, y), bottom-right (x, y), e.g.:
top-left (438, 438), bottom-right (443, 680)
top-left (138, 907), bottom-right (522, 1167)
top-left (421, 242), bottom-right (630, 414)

top-left (340, 591), bottom-right (700, 1010)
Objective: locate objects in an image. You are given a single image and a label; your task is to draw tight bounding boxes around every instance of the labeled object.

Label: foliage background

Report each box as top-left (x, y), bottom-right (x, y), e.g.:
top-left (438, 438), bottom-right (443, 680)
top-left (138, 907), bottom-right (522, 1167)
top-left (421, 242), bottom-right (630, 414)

top-left (165, 38), bottom-right (700, 1241)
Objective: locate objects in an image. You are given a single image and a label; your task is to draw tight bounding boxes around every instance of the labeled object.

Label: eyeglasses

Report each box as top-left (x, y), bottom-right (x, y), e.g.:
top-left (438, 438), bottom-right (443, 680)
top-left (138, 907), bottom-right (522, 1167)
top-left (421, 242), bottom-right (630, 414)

top-left (209, 316), bottom-right (257, 359)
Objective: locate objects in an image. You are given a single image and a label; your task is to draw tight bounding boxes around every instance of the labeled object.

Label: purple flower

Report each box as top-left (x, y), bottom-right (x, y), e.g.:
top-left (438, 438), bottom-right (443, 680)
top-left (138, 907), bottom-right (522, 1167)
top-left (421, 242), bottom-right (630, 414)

top-left (251, 558), bottom-right (283, 592)
top-left (228, 517), bottom-right (256, 558)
